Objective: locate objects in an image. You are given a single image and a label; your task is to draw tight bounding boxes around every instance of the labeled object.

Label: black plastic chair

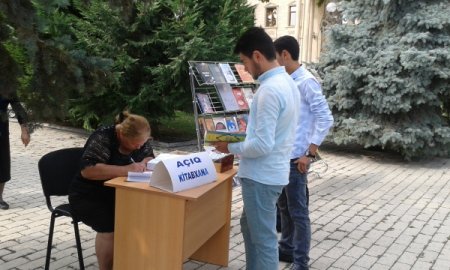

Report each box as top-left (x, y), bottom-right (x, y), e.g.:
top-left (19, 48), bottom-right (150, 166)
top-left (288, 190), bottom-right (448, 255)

top-left (38, 147), bottom-right (85, 270)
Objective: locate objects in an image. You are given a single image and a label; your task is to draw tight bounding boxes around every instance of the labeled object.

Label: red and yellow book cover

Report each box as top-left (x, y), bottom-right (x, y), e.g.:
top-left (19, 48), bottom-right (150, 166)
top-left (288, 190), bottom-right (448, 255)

top-left (232, 87), bottom-right (249, 110)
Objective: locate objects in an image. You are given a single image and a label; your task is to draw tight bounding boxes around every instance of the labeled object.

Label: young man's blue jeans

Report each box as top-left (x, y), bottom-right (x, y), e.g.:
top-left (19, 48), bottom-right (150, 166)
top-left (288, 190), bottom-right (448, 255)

top-left (278, 161), bottom-right (311, 270)
top-left (240, 177), bottom-right (284, 270)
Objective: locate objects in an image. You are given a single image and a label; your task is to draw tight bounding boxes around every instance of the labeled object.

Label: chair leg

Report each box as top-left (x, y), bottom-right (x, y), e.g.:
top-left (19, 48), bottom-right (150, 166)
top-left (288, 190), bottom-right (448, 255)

top-left (73, 220), bottom-right (85, 270)
top-left (45, 212), bottom-right (57, 270)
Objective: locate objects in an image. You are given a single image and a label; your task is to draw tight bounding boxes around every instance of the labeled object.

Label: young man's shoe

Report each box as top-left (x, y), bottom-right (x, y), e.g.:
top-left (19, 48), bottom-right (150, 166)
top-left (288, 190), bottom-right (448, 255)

top-left (279, 250), bottom-right (294, 263)
top-left (290, 263), bottom-right (308, 270)
top-left (0, 201), bottom-right (9, 210)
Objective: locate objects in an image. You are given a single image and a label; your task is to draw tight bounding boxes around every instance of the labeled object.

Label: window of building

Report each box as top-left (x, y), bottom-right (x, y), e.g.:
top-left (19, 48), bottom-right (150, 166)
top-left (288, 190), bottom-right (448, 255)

top-left (289, 4), bottom-right (297, 26)
top-left (266, 7), bottom-right (277, 27)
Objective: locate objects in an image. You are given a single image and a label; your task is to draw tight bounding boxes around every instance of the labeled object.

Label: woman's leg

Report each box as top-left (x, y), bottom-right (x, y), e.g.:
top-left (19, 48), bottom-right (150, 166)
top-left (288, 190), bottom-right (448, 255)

top-left (0, 126), bottom-right (11, 208)
top-left (0, 182), bottom-right (5, 200)
top-left (0, 183), bottom-right (9, 209)
top-left (95, 232), bottom-right (114, 270)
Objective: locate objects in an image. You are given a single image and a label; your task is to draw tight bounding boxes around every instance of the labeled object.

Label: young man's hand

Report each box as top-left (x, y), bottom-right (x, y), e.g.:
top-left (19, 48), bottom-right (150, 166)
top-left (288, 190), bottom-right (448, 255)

top-left (294, 156), bottom-right (311, 173)
top-left (212, 142), bottom-right (230, 154)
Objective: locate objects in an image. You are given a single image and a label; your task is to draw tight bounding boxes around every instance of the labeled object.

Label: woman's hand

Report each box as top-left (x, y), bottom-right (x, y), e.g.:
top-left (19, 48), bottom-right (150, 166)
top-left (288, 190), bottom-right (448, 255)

top-left (20, 125), bottom-right (30, 147)
top-left (142, 156), bottom-right (154, 163)
top-left (128, 161), bottom-right (147, 172)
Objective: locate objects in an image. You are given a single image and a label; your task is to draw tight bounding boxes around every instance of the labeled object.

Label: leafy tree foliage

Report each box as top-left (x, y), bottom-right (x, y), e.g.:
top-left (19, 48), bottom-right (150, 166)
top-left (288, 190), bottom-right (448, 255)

top-left (1, 0), bottom-right (254, 131)
top-left (0, 7), bottom-right (30, 98)
top-left (318, 0), bottom-right (450, 159)
top-left (0, 12), bottom-right (19, 99)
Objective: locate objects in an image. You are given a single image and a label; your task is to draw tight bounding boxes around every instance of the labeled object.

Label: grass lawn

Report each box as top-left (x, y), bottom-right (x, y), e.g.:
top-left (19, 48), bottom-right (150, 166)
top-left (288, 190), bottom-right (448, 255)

top-left (155, 111), bottom-right (197, 142)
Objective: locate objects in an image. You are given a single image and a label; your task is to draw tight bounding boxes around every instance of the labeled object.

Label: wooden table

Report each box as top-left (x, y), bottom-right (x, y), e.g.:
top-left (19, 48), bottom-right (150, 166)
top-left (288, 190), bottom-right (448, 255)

top-left (105, 168), bottom-right (237, 270)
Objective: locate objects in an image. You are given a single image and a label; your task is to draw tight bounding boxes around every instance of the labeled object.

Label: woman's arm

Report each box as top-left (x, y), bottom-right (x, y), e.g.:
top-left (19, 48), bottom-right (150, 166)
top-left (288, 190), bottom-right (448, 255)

top-left (10, 97), bottom-right (30, 146)
top-left (10, 98), bottom-right (28, 125)
top-left (81, 162), bottom-right (147, 180)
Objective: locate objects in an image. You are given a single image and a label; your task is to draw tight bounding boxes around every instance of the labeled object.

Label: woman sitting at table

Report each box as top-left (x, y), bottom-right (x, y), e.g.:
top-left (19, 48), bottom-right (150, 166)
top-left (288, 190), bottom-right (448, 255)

top-left (69, 111), bottom-right (154, 270)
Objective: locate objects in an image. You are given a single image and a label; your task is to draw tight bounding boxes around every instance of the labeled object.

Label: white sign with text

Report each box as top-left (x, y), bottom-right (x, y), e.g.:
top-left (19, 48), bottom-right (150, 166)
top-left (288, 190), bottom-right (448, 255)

top-left (150, 151), bottom-right (217, 192)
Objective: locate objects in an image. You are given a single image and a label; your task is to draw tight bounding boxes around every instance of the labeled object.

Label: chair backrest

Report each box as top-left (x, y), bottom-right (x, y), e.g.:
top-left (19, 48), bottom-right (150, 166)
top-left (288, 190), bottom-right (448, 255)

top-left (38, 147), bottom-right (84, 208)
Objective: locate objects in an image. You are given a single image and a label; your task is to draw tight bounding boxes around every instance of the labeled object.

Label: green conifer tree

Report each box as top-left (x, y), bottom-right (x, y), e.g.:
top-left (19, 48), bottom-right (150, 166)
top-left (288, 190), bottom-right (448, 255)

top-left (318, 0), bottom-right (450, 159)
top-left (2, 0), bottom-right (254, 130)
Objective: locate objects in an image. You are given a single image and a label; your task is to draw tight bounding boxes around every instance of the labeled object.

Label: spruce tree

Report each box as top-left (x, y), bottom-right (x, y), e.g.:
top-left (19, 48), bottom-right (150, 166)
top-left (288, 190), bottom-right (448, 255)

top-left (68, 0), bottom-right (254, 129)
top-left (318, 0), bottom-right (450, 159)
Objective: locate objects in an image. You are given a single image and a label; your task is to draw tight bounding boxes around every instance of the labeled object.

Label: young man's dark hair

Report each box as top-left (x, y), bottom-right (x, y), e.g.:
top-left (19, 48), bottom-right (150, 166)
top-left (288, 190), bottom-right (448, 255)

top-left (234, 27), bottom-right (276, 61)
top-left (273, 35), bottom-right (300, 61)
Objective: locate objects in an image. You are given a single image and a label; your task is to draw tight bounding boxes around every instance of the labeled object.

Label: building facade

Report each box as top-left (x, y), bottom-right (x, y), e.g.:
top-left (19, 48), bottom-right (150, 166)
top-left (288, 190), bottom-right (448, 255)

top-left (247, 0), bottom-right (325, 63)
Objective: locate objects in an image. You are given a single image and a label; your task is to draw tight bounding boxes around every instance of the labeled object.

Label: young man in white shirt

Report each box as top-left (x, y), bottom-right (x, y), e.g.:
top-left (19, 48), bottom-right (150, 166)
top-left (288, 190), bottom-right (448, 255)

top-left (214, 27), bottom-right (300, 270)
top-left (274, 36), bottom-right (334, 270)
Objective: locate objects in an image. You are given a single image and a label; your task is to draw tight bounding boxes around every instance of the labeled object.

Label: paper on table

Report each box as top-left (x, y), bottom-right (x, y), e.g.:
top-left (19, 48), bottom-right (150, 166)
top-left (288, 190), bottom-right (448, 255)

top-left (127, 171), bottom-right (152, 182)
top-left (150, 151), bottom-right (217, 193)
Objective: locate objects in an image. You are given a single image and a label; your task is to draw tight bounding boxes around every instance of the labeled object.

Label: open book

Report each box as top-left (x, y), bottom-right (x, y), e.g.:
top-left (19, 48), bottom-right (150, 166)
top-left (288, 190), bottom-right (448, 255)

top-left (204, 130), bottom-right (246, 143)
top-left (127, 171), bottom-right (153, 182)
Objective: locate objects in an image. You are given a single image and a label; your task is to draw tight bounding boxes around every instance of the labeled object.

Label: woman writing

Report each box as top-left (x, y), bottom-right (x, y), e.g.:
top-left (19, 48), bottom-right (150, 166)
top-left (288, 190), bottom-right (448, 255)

top-left (69, 111), bottom-right (154, 270)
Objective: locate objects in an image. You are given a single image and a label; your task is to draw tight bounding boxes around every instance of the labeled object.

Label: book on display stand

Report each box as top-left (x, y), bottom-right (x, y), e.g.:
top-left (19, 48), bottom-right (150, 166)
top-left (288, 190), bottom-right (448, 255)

top-left (188, 60), bottom-right (257, 151)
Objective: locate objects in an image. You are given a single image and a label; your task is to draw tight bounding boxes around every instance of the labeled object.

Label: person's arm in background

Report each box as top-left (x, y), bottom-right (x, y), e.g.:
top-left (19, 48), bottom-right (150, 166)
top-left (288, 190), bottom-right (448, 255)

top-left (296, 79), bottom-right (334, 173)
top-left (304, 79), bottom-right (333, 154)
top-left (10, 97), bottom-right (30, 147)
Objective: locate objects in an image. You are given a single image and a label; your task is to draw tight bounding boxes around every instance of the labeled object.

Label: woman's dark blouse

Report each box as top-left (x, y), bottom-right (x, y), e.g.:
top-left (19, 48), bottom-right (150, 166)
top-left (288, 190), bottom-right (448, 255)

top-left (0, 96), bottom-right (28, 133)
top-left (70, 125), bottom-right (154, 195)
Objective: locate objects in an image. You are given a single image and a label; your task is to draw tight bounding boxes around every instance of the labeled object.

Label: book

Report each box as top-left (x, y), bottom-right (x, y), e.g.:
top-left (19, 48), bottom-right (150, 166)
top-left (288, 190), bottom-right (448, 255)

top-left (194, 62), bottom-right (215, 84)
top-left (242, 87), bottom-right (255, 108)
top-left (196, 93), bottom-right (214, 113)
top-left (208, 63), bottom-right (227, 84)
top-left (204, 130), bottom-right (246, 143)
top-left (232, 87), bottom-right (249, 110)
top-left (216, 84), bottom-right (240, 112)
top-left (127, 171), bottom-right (152, 182)
top-left (204, 117), bottom-right (216, 131)
top-left (234, 63), bottom-right (254, 83)
top-left (208, 94), bottom-right (223, 111)
top-left (198, 117), bottom-right (205, 134)
top-left (212, 116), bottom-right (228, 132)
top-left (236, 114), bottom-right (248, 132)
top-left (219, 63), bottom-right (238, 84)
top-left (225, 116), bottom-right (239, 132)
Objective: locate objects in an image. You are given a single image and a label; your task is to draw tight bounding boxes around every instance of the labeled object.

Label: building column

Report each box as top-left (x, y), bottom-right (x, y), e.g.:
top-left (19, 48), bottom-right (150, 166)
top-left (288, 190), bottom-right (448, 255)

top-left (300, 0), bottom-right (313, 63)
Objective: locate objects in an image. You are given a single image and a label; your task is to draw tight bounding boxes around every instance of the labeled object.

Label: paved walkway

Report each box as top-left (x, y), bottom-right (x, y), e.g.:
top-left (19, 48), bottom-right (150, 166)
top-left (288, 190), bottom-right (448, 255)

top-left (1, 122), bottom-right (450, 270)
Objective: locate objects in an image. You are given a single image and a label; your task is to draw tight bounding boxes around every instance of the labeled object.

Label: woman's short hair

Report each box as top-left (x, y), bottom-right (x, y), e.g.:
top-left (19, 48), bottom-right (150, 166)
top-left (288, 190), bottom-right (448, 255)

top-left (115, 111), bottom-right (150, 139)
